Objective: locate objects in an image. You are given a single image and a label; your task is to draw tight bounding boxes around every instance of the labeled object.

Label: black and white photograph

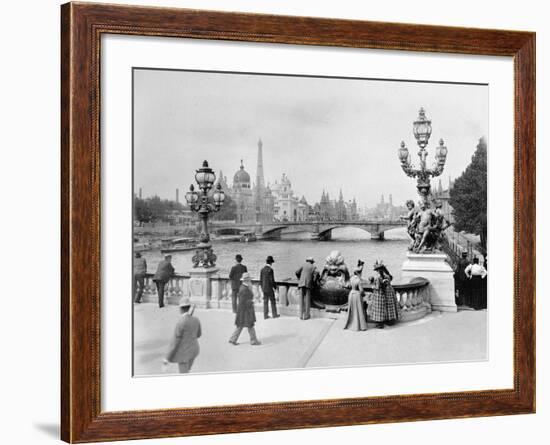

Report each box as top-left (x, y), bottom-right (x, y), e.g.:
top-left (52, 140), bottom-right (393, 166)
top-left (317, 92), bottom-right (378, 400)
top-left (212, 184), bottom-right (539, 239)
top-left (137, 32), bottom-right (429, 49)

top-left (132, 68), bottom-right (488, 376)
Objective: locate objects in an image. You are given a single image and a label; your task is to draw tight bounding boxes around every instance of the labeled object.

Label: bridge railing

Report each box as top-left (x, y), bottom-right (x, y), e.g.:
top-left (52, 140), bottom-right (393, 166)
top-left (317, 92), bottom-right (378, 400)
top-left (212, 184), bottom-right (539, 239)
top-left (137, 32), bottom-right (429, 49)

top-left (137, 273), bottom-right (431, 320)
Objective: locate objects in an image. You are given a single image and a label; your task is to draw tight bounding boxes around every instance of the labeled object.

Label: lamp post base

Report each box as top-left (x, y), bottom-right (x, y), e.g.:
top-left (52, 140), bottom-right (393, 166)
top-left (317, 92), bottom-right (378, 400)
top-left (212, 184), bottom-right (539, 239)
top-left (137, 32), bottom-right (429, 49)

top-left (401, 253), bottom-right (457, 312)
top-left (191, 244), bottom-right (217, 268)
top-left (188, 267), bottom-right (219, 309)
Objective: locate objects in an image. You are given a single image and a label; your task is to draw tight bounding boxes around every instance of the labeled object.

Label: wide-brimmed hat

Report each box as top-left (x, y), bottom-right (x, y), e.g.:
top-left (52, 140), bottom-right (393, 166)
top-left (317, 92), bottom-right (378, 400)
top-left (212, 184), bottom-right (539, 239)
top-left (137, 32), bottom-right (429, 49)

top-left (235, 254), bottom-right (243, 261)
top-left (266, 255), bottom-right (275, 264)
top-left (178, 296), bottom-right (192, 307)
top-left (241, 272), bottom-right (252, 281)
top-left (306, 256), bottom-right (315, 263)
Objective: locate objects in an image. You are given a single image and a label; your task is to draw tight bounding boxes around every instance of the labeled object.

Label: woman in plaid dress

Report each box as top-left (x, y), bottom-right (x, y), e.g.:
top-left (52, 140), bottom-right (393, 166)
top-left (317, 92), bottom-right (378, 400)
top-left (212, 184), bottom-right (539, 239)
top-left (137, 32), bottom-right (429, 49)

top-left (370, 260), bottom-right (399, 329)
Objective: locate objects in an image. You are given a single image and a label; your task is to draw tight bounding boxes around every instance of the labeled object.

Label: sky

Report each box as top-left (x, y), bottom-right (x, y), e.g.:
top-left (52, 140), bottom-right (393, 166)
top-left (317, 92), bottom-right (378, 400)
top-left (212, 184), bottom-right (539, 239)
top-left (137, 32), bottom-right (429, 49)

top-left (133, 68), bottom-right (488, 208)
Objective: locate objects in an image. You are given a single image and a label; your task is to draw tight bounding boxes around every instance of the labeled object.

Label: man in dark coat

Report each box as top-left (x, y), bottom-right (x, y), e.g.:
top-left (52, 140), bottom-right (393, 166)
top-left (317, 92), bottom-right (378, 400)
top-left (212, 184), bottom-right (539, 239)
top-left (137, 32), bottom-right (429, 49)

top-left (133, 252), bottom-right (147, 303)
top-left (295, 257), bottom-right (318, 320)
top-left (454, 251), bottom-right (470, 306)
top-left (153, 255), bottom-right (175, 308)
top-left (228, 273), bottom-right (261, 345)
top-left (228, 254), bottom-right (247, 314)
top-left (260, 256), bottom-right (279, 319)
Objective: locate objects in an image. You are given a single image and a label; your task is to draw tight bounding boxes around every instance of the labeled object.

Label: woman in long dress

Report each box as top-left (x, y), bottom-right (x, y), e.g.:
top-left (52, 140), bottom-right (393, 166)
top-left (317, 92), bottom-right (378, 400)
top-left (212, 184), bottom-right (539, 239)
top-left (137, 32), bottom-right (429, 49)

top-left (370, 260), bottom-right (399, 329)
top-left (344, 265), bottom-right (368, 331)
top-left (465, 257), bottom-right (488, 310)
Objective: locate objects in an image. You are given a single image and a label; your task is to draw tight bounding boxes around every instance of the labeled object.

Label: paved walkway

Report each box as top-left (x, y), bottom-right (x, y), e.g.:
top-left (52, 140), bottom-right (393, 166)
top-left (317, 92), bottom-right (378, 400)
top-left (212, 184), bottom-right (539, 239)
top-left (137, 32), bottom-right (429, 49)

top-left (133, 304), bottom-right (487, 376)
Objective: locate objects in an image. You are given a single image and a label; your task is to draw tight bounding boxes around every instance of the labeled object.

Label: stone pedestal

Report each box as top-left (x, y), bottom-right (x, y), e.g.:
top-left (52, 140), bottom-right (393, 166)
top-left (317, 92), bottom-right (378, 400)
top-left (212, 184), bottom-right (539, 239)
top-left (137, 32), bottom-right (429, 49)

top-left (401, 253), bottom-right (457, 312)
top-left (188, 267), bottom-right (219, 309)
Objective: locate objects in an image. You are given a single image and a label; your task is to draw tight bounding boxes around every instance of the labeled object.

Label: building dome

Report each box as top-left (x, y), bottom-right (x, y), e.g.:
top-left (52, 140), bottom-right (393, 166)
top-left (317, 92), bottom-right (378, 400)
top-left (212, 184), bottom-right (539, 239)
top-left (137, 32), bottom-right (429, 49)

top-left (233, 160), bottom-right (250, 185)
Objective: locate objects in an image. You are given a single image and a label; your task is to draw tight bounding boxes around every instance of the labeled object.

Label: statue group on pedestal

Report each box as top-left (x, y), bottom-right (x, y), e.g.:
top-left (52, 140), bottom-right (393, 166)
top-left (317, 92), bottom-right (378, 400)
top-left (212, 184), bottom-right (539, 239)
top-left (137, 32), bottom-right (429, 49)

top-left (403, 199), bottom-right (452, 253)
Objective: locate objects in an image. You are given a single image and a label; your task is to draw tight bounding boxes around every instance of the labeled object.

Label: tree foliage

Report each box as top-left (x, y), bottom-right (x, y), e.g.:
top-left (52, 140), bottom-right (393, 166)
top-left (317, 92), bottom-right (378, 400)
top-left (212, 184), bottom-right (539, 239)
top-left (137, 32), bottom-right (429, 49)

top-left (449, 137), bottom-right (487, 249)
top-left (134, 195), bottom-right (184, 223)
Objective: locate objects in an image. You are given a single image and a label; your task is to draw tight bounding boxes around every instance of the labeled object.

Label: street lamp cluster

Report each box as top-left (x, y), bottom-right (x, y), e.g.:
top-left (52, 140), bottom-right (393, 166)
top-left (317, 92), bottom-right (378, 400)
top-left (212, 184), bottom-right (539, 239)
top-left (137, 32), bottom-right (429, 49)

top-left (398, 107), bottom-right (448, 203)
top-left (185, 160), bottom-right (225, 268)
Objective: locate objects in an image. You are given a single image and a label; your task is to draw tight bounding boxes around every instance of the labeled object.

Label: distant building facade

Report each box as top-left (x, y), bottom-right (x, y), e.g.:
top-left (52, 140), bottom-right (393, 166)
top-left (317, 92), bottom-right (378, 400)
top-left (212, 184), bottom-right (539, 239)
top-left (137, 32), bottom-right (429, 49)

top-left (317, 190), bottom-right (358, 221)
top-left (271, 173), bottom-right (309, 222)
top-left (365, 194), bottom-right (406, 220)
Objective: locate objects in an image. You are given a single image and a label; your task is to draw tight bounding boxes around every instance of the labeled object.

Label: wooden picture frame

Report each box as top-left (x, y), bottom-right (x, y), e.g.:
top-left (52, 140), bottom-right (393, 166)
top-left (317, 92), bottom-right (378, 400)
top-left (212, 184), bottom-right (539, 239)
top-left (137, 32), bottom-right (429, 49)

top-left (61, 2), bottom-right (535, 442)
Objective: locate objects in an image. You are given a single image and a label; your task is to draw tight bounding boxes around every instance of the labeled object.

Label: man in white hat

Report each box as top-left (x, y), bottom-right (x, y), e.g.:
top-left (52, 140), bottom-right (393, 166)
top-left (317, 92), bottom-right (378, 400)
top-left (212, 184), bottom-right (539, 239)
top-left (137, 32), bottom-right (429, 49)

top-left (228, 272), bottom-right (261, 345)
top-left (163, 297), bottom-right (202, 373)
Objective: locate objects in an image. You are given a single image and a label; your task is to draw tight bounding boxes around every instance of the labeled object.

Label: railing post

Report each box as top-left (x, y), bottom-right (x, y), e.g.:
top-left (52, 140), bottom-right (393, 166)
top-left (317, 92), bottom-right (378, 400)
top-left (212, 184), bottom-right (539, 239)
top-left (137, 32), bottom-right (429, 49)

top-left (188, 267), bottom-right (219, 309)
top-left (211, 275), bottom-right (222, 309)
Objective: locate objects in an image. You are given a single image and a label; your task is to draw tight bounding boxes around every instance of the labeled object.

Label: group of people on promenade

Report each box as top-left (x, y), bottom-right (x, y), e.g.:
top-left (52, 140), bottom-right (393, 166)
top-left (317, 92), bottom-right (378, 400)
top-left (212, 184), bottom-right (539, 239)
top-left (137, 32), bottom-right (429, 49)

top-left (133, 251), bottom-right (403, 373)
top-left (454, 252), bottom-right (488, 310)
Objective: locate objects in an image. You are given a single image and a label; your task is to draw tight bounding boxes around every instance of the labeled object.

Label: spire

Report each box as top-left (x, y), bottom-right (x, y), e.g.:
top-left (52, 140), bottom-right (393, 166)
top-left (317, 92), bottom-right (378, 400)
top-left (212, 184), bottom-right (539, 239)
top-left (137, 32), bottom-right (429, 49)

top-left (389, 194), bottom-right (393, 205)
top-left (339, 189), bottom-right (344, 201)
top-left (381, 194), bottom-right (385, 204)
top-left (256, 138), bottom-right (265, 189)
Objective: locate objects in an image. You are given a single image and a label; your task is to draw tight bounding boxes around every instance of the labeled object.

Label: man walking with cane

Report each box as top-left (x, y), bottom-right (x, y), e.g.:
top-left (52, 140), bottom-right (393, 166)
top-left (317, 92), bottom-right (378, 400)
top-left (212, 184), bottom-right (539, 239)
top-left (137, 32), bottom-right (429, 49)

top-left (228, 273), bottom-right (261, 345)
top-left (163, 297), bottom-right (201, 374)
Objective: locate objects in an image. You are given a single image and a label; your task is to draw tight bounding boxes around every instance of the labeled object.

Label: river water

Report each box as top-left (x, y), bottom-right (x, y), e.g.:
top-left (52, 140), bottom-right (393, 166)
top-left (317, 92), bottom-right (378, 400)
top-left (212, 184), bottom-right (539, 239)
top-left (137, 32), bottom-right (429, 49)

top-left (140, 227), bottom-right (411, 282)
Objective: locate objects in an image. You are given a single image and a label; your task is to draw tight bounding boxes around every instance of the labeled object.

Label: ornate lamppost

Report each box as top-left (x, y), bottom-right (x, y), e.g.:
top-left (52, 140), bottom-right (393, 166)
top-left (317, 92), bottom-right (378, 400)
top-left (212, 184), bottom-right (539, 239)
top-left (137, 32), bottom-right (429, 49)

top-left (398, 108), bottom-right (457, 313)
top-left (185, 160), bottom-right (225, 268)
top-left (398, 107), bottom-right (448, 204)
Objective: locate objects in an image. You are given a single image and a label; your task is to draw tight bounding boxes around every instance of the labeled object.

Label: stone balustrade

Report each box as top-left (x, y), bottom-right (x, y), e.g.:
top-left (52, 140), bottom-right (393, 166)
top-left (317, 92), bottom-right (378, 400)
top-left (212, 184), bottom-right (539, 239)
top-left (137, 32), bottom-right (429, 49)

top-left (138, 272), bottom-right (431, 321)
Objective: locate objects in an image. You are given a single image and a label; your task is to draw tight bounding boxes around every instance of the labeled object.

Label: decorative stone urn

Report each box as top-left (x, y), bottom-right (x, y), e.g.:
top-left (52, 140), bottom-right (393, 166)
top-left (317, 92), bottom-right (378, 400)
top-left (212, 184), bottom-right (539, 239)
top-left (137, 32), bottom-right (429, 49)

top-left (312, 250), bottom-right (351, 310)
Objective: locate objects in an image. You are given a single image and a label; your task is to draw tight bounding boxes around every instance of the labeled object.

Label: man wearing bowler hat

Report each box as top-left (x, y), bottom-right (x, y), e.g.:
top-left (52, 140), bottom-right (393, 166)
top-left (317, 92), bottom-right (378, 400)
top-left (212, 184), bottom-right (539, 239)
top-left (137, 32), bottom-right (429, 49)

top-left (228, 254), bottom-right (247, 313)
top-left (163, 297), bottom-right (202, 374)
top-left (260, 255), bottom-right (279, 319)
top-left (295, 256), bottom-right (318, 320)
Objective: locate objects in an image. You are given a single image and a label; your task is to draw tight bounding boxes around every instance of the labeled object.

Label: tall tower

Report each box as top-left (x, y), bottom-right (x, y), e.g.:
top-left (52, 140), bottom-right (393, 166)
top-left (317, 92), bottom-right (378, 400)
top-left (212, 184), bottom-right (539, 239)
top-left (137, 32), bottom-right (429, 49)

top-left (176, 188), bottom-right (179, 203)
top-left (256, 138), bottom-right (265, 189)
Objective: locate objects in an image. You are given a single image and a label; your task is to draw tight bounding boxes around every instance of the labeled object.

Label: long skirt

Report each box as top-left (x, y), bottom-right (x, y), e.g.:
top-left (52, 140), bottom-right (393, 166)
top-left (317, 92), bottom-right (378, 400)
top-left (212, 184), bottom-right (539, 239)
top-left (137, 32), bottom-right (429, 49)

top-left (369, 285), bottom-right (399, 322)
top-left (344, 290), bottom-right (368, 331)
top-left (469, 276), bottom-right (487, 310)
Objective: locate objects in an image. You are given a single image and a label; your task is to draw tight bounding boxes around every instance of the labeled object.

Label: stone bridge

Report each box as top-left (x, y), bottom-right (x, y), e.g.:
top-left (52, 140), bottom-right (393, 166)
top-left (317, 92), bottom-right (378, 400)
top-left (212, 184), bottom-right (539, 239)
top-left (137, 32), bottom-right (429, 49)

top-left (210, 219), bottom-right (406, 240)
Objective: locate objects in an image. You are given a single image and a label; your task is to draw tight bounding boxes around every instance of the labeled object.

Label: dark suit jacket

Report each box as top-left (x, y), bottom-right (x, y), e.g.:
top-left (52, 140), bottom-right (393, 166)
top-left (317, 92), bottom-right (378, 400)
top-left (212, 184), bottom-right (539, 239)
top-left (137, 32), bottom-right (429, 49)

top-left (296, 262), bottom-right (318, 289)
top-left (166, 314), bottom-right (201, 363)
top-left (260, 265), bottom-right (276, 295)
top-left (235, 284), bottom-right (256, 328)
top-left (153, 260), bottom-right (174, 282)
top-left (229, 263), bottom-right (247, 291)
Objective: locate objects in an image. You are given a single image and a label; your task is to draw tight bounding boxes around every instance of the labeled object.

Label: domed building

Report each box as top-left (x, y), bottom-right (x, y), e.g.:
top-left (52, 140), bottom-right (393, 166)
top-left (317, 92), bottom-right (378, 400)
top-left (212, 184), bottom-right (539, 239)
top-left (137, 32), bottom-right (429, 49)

top-left (232, 160), bottom-right (255, 223)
